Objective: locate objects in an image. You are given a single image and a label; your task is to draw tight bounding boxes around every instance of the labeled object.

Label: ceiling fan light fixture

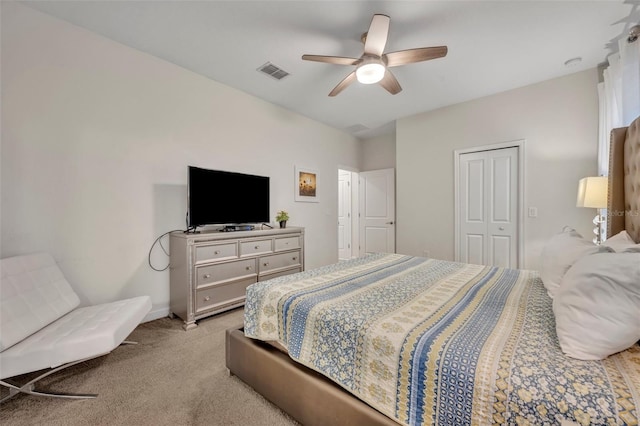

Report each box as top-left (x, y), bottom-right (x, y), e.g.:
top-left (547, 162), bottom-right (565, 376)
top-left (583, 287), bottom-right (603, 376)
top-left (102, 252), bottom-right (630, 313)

top-left (301, 14), bottom-right (448, 96)
top-left (356, 59), bottom-right (385, 84)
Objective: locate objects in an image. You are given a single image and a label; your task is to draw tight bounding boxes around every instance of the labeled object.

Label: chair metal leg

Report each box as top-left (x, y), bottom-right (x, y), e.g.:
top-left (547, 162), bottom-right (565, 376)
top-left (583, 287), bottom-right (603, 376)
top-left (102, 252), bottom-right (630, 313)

top-left (0, 380), bottom-right (97, 402)
top-left (0, 385), bottom-right (22, 404)
top-left (0, 356), bottom-right (101, 403)
top-left (0, 340), bottom-right (138, 403)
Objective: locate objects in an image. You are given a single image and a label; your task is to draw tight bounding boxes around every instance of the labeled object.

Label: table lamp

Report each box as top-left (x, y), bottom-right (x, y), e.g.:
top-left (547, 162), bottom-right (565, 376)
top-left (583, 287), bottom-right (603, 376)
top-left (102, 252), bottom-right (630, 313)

top-left (576, 176), bottom-right (608, 244)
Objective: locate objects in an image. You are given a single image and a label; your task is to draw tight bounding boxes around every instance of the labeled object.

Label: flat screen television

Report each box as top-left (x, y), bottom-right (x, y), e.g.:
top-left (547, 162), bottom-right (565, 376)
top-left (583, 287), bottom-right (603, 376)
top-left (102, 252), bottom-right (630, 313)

top-left (187, 166), bottom-right (270, 228)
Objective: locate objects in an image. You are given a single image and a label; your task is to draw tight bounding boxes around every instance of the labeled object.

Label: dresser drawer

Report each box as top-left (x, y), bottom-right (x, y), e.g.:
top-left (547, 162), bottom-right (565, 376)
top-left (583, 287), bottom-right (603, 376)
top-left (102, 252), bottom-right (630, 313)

top-left (195, 276), bottom-right (256, 313)
top-left (259, 266), bottom-right (302, 282)
top-left (195, 242), bottom-right (238, 263)
top-left (240, 239), bottom-right (273, 257)
top-left (259, 250), bottom-right (301, 274)
top-left (196, 259), bottom-right (256, 287)
top-left (274, 236), bottom-right (300, 252)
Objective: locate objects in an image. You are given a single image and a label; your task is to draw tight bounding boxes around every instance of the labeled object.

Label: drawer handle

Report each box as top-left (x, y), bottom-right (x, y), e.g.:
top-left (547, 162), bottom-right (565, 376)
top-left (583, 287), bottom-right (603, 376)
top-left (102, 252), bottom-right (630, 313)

top-left (263, 262), bottom-right (269, 267)
top-left (203, 274), bottom-right (211, 279)
top-left (254, 245), bottom-right (260, 250)
top-left (204, 296), bottom-right (211, 301)
top-left (292, 256), bottom-right (297, 261)
top-left (246, 266), bottom-right (251, 270)
top-left (214, 250), bottom-right (220, 255)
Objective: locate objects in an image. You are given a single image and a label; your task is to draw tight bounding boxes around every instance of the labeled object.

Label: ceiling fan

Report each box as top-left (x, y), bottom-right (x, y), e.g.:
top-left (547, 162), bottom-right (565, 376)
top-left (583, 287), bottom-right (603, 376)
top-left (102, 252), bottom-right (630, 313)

top-left (302, 14), bottom-right (448, 97)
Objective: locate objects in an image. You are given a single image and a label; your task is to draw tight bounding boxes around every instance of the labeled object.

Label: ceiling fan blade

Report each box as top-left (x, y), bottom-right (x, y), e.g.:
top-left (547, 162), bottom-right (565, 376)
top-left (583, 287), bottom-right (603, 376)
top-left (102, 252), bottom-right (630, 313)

top-left (384, 46), bottom-right (448, 67)
top-left (363, 14), bottom-right (390, 57)
top-left (329, 71), bottom-right (357, 97)
top-left (302, 54), bottom-right (360, 66)
top-left (379, 69), bottom-right (402, 95)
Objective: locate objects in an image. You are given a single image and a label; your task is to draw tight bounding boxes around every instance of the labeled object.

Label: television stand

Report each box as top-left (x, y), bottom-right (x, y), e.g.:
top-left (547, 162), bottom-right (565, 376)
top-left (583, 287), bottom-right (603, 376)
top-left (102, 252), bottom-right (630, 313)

top-left (220, 225), bottom-right (255, 232)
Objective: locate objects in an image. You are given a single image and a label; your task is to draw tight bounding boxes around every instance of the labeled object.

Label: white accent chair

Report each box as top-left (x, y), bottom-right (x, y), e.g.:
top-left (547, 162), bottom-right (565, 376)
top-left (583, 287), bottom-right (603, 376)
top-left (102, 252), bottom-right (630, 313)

top-left (0, 252), bottom-right (152, 402)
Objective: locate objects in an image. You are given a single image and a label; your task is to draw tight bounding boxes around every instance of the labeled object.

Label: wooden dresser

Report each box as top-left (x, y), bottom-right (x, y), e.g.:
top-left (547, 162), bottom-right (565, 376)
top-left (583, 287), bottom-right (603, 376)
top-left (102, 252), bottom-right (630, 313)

top-left (169, 227), bottom-right (304, 330)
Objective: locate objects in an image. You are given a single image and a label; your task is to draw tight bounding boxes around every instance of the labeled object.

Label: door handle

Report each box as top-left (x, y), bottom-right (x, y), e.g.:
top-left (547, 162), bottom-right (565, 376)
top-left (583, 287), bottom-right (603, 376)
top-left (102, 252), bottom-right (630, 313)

top-left (386, 221), bottom-right (394, 225)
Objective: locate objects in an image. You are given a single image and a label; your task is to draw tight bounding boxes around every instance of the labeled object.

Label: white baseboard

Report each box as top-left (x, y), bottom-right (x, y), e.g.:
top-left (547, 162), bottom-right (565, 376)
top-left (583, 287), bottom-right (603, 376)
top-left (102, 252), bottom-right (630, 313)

top-left (142, 306), bottom-right (171, 323)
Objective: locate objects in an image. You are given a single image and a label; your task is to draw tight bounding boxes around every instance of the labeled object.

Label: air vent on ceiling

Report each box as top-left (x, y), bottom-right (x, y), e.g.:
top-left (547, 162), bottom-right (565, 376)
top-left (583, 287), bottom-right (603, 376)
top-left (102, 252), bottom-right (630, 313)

top-left (257, 62), bottom-right (290, 80)
top-left (344, 124), bottom-right (370, 133)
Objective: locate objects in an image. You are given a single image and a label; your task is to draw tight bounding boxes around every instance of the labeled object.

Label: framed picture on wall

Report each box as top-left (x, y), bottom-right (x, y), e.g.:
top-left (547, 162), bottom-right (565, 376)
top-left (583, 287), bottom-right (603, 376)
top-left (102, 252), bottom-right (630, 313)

top-left (295, 166), bottom-right (319, 202)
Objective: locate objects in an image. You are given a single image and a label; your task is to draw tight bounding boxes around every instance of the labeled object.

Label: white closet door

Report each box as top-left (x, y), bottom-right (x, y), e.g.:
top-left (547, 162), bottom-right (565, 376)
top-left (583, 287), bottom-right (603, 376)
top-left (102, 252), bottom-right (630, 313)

top-left (359, 168), bottom-right (395, 254)
top-left (458, 147), bottom-right (518, 268)
top-left (338, 170), bottom-right (352, 260)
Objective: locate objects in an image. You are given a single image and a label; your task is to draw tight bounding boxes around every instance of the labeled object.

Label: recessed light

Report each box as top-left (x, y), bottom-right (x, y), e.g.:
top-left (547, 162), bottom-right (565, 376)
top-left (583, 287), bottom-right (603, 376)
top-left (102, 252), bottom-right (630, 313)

top-left (564, 57), bottom-right (582, 68)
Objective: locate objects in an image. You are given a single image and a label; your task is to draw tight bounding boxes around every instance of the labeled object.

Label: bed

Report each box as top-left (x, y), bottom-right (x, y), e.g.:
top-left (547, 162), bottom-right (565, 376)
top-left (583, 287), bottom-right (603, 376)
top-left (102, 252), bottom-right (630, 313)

top-left (226, 116), bottom-right (640, 426)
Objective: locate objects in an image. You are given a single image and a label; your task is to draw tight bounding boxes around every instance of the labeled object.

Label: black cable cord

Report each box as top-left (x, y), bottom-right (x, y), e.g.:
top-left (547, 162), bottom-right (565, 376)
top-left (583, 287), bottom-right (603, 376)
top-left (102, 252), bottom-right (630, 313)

top-left (148, 229), bottom-right (184, 272)
top-left (183, 212), bottom-right (200, 234)
top-left (158, 236), bottom-right (169, 256)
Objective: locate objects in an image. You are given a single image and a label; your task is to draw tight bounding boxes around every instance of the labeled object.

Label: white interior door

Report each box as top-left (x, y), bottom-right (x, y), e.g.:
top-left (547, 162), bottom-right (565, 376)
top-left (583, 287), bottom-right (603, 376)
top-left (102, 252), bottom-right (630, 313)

top-left (457, 146), bottom-right (519, 268)
top-left (359, 168), bottom-right (395, 254)
top-left (338, 170), bottom-right (352, 260)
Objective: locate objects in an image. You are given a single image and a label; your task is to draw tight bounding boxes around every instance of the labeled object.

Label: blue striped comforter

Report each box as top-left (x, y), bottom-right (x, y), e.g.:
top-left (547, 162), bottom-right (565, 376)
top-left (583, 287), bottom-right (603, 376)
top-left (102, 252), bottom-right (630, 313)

top-left (244, 253), bottom-right (640, 425)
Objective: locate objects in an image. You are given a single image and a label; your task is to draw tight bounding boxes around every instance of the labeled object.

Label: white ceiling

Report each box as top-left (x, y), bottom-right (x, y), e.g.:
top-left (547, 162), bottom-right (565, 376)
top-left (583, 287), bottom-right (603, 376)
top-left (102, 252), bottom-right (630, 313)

top-left (22, 1), bottom-right (639, 139)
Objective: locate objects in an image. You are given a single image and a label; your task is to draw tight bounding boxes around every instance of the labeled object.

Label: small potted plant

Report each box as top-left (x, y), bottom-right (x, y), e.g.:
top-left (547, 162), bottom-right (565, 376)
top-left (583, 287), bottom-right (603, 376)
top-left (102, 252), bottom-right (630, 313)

top-left (276, 210), bottom-right (289, 228)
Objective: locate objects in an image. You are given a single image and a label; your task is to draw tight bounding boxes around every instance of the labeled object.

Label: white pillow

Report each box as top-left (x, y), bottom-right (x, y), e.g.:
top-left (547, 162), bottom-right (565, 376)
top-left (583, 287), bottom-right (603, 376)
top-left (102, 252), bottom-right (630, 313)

top-left (553, 252), bottom-right (640, 360)
top-left (539, 227), bottom-right (610, 298)
top-left (602, 230), bottom-right (640, 252)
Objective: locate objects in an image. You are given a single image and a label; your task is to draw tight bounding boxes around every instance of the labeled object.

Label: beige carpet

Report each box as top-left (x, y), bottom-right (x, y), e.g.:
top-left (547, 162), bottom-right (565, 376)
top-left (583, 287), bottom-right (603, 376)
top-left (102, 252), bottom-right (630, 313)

top-left (0, 308), bottom-right (299, 426)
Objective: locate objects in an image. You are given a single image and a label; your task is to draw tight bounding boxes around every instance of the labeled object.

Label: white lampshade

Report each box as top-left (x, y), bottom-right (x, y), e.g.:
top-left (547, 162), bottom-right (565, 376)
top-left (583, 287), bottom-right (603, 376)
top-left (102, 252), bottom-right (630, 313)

top-left (356, 59), bottom-right (385, 84)
top-left (576, 176), bottom-right (608, 209)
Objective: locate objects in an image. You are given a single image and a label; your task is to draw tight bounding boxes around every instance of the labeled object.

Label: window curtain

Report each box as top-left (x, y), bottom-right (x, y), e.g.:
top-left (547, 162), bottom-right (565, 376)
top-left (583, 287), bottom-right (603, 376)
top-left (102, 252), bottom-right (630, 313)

top-left (598, 35), bottom-right (640, 175)
top-left (597, 31), bottom-right (639, 239)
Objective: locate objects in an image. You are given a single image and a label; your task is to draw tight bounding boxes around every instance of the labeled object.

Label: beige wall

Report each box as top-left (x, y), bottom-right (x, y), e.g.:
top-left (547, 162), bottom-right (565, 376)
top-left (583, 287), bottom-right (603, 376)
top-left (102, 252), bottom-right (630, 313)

top-left (1, 2), bottom-right (361, 320)
top-left (396, 69), bottom-right (599, 269)
top-left (361, 132), bottom-right (396, 171)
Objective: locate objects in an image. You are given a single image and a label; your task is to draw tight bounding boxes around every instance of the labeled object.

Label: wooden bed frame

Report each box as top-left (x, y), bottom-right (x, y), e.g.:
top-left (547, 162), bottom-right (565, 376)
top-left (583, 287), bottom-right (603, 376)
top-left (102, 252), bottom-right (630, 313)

top-left (226, 115), bottom-right (640, 425)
